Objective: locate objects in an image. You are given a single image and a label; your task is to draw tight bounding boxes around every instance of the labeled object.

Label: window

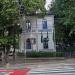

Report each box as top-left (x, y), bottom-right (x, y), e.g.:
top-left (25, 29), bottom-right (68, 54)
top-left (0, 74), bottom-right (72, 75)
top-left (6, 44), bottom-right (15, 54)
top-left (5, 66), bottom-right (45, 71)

top-left (43, 38), bottom-right (48, 49)
top-left (26, 38), bottom-right (31, 49)
top-left (42, 19), bottom-right (47, 29)
top-left (26, 20), bottom-right (31, 31)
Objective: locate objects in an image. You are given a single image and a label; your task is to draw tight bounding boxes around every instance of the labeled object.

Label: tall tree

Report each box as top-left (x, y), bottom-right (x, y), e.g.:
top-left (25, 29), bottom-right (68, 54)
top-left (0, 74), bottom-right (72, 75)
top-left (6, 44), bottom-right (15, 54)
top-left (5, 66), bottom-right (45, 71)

top-left (50, 0), bottom-right (75, 45)
top-left (0, 0), bottom-right (46, 46)
top-left (23, 0), bottom-right (46, 14)
top-left (0, 0), bottom-right (46, 62)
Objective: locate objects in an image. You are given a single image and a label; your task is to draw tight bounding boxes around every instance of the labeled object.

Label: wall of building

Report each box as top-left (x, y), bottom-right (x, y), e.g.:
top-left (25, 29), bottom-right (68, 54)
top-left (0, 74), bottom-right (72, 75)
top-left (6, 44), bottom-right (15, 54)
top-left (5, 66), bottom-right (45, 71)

top-left (19, 15), bottom-right (56, 52)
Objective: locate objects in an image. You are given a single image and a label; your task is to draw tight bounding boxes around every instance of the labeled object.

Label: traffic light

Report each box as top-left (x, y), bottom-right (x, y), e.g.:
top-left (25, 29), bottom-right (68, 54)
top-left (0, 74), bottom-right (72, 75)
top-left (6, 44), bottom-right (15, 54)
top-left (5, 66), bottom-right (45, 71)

top-left (20, 5), bottom-right (25, 15)
top-left (18, 0), bottom-right (21, 4)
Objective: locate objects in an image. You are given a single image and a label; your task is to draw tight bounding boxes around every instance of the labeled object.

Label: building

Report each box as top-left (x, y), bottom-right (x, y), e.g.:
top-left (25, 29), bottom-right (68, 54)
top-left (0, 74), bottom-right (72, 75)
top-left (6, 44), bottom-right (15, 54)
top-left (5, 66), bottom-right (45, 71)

top-left (19, 13), bottom-right (56, 52)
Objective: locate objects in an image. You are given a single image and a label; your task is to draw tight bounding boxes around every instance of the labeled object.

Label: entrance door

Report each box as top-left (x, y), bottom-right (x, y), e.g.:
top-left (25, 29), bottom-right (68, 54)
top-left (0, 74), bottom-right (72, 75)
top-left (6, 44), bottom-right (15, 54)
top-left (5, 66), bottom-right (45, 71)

top-left (43, 38), bottom-right (48, 49)
top-left (26, 38), bottom-right (31, 49)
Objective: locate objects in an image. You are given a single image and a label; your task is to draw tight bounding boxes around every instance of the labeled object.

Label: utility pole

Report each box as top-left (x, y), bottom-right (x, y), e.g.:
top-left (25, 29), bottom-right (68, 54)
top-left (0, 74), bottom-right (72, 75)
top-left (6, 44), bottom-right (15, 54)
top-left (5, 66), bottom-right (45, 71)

top-left (17, 0), bottom-right (26, 63)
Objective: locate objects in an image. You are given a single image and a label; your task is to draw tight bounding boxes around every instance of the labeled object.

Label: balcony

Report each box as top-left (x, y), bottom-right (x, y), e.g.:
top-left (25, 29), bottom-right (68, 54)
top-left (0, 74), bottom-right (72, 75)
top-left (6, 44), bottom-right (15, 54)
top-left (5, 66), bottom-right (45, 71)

top-left (25, 27), bottom-right (36, 33)
top-left (38, 29), bottom-right (52, 32)
top-left (23, 26), bottom-right (53, 33)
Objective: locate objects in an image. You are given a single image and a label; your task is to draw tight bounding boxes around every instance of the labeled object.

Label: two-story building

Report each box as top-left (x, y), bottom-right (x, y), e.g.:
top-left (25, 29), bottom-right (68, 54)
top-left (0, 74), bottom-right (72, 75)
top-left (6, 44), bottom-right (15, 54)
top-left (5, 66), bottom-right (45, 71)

top-left (19, 13), bottom-right (56, 52)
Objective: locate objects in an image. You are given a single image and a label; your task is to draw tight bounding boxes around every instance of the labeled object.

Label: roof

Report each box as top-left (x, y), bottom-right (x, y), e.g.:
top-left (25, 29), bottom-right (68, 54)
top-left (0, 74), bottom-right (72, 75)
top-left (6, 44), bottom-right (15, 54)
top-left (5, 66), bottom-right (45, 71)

top-left (25, 12), bottom-right (54, 16)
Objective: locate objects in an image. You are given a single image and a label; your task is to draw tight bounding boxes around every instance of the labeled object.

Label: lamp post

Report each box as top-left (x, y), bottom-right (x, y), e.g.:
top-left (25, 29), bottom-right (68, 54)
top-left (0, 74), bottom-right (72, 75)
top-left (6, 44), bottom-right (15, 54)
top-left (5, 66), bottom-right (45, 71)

top-left (17, 0), bottom-right (26, 62)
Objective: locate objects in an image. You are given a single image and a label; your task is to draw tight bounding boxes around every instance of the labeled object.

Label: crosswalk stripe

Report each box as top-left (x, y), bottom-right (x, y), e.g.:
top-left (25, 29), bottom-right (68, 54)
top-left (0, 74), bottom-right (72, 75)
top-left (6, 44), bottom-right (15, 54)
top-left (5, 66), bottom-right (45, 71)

top-left (28, 64), bottom-right (75, 75)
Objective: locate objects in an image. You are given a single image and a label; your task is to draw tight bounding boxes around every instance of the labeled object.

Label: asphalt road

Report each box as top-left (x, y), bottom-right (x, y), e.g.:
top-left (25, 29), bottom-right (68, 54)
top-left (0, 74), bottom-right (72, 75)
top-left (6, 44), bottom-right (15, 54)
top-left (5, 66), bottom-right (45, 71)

top-left (27, 59), bottom-right (75, 75)
top-left (0, 58), bottom-right (75, 75)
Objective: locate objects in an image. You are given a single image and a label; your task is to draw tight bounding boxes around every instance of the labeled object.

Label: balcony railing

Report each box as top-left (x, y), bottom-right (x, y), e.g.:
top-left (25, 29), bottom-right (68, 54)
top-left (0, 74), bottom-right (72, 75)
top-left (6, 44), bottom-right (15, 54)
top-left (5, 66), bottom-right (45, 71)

top-left (22, 27), bottom-right (53, 33)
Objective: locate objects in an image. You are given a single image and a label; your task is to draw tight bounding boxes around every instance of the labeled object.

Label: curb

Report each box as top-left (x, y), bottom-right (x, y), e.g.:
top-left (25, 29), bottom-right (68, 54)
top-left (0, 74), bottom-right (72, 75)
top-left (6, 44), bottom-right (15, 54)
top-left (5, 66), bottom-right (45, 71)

top-left (22, 57), bottom-right (65, 60)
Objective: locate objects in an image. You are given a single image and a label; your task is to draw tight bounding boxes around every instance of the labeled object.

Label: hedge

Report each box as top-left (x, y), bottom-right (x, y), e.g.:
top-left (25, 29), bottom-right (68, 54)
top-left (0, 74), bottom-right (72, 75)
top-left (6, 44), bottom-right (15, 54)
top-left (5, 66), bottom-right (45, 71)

top-left (64, 46), bottom-right (75, 52)
top-left (17, 51), bottom-right (64, 57)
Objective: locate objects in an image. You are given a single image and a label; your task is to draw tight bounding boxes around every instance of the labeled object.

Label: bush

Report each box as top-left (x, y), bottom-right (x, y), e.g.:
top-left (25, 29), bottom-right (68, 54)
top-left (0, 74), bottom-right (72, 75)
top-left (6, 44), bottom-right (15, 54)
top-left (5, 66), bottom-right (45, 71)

top-left (26, 51), bottom-right (64, 57)
top-left (65, 46), bottom-right (75, 52)
top-left (17, 51), bottom-right (64, 57)
top-left (56, 52), bottom-right (64, 57)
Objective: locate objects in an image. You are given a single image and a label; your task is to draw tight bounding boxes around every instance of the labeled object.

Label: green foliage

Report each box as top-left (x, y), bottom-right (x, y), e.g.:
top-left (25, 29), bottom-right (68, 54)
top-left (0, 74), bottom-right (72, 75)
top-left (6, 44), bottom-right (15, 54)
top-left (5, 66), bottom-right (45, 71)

top-left (23, 0), bottom-right (46, 14)
top-left (17, 51), bottom-right (64, 57)
top-left (64, 46), bottom-right (75, 52)
top-left (0, 0), bottom-right (19, 27)
top-left (0, 0), bottom-right (46, 47)
top-left (51, 0), bottom-right (75, 44)
top-left (0, 0), bottom-right (19, 46)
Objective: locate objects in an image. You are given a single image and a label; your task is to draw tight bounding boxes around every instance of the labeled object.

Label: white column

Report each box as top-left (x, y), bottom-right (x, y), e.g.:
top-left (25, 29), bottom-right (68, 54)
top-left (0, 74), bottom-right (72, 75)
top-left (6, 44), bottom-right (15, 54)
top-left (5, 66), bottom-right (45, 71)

top-left (36, 18), bottom-right (39, 51)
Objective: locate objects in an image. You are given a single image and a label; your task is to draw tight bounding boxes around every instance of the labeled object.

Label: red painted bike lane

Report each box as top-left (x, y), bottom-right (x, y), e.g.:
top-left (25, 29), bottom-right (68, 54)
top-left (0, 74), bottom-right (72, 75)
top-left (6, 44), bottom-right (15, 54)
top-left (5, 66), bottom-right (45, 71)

top-left (0, 68), bottom-right (30, 75)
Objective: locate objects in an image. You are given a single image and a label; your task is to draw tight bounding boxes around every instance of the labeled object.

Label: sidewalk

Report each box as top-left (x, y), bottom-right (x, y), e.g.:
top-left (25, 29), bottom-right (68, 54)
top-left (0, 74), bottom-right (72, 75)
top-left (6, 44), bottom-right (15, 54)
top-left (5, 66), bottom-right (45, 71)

top-left (0, 57), bottom-right (65, 68)
top-left (4, 57), bottom-right (65, 67)
top-left (0, 57), bottom-right (75, 73)
top-left (16, 57), bottom-right (65, 60)
top-left (23, 57), bottom-right (65, 60)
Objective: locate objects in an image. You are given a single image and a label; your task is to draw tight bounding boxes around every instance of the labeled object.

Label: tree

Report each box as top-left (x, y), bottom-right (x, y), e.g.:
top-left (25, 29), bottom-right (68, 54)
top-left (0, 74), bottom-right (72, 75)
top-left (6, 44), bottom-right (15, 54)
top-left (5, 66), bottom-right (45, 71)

top-left (0, 0), bottom-right (46, 44)
top-left (0, 0), bottom-right (46, 63)
top-left (0, 0), bottom-right (19, 63)
top-left (50, 0), bottom-right (75, 46)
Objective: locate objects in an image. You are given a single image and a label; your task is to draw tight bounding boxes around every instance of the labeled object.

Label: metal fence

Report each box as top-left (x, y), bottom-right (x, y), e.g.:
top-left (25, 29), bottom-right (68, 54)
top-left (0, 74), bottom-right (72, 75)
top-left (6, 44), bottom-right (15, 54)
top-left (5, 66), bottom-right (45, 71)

top-left (56, 44), bottom-right (75, 57)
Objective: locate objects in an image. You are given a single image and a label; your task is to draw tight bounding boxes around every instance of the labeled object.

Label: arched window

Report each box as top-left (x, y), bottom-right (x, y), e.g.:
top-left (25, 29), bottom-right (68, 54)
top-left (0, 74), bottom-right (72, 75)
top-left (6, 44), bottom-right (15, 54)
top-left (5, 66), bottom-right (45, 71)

top-left (26, 38), bottom-right (31, 49)
top-left (26, 20), bottom-right (31, 31)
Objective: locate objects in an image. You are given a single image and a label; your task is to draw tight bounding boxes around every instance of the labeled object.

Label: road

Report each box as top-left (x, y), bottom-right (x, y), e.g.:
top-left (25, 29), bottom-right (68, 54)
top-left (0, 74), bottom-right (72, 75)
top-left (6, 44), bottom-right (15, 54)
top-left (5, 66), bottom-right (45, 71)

top-left (27, 58), bottom-right (75, 75)
top-left (0, 58), bottom-right (75, 75)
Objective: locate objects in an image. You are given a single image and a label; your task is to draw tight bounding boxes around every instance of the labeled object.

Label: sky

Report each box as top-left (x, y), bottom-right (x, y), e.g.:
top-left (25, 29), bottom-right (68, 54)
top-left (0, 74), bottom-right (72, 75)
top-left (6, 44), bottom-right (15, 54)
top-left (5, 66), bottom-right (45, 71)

top-left (45, 0), bottom-right (52, 10)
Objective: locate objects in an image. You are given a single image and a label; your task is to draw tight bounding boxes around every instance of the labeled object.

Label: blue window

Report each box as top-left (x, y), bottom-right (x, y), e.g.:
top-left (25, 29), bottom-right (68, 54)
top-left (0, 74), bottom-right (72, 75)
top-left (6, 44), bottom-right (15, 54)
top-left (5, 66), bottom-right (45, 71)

top-left (42, 19), bottom-right (47, 29)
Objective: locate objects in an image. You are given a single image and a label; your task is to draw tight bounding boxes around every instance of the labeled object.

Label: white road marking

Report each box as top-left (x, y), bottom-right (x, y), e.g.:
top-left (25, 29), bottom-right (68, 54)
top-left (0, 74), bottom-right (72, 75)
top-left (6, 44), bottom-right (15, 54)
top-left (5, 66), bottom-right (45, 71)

top-left (28, 63), bottom-right (75, 75)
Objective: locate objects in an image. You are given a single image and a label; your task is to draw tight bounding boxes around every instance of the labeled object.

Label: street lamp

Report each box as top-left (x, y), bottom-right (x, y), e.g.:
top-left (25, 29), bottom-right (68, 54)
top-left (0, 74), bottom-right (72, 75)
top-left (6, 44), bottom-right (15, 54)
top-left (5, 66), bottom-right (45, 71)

top-left (17, 0), bottom-right (26, 63)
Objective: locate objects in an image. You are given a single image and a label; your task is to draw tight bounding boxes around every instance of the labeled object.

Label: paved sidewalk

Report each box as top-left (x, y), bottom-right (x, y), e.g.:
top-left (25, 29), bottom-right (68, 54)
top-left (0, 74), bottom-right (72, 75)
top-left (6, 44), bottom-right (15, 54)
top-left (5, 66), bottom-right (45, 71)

top-left (11, 57), bottom-right (65, 64)
top-left (0, 57), bottom-right (73, 69)
top-left (0, 57), bottom-right (73, 68)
